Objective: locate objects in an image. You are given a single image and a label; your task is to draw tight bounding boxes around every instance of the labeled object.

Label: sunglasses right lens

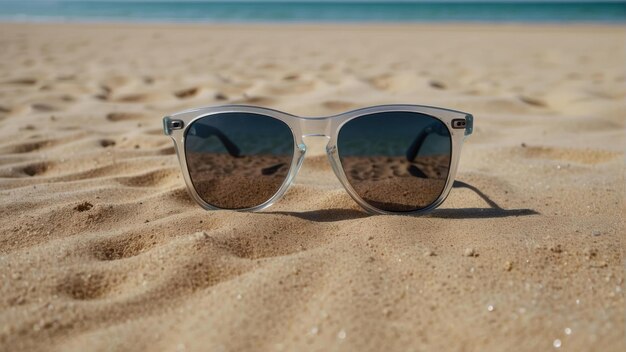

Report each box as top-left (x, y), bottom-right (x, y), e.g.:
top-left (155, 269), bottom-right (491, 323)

top-left (337, 111), bottom-right (452, 212)
top-left (184, 112), bottom-right (294, 209)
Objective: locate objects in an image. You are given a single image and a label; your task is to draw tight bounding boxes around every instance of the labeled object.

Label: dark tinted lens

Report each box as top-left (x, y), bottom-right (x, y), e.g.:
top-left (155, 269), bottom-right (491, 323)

top-left (337, 112), bottom-right (451, 212)
top-left (184, 112), bottom-right (294, 209)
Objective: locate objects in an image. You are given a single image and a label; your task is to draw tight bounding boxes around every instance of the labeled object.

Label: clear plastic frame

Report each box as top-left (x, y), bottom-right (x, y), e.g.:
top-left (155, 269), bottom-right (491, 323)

top-left (163, 104), bottom-right (473, 215)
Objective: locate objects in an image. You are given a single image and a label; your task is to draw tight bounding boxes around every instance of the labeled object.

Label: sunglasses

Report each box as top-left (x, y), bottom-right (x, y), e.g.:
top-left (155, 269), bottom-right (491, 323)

top-left (163, 104), bottom-right (473, 215)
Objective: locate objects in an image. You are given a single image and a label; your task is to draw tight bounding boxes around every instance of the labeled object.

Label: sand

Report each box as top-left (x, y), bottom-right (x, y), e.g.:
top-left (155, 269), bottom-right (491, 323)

top-left (0, 23), bottom-right (624, 351)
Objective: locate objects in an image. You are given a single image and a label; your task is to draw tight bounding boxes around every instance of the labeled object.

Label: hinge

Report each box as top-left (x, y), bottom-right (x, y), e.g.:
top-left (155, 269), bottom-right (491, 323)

top-left (451, 115), bottom-right (473, 136)
top-left (451, 119), bottom-right (466, 129)
top-left (163, 117), bottom-right (184, 135)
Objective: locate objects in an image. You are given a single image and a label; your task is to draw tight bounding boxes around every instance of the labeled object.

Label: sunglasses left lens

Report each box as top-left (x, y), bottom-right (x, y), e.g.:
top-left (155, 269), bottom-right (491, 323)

top-left (184, 112), bottom-right (294, 209)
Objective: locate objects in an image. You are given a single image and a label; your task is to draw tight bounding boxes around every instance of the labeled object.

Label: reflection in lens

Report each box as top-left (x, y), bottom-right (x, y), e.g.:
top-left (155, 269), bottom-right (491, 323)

top-left (184, 112), bottom-right (294, 209)
top-left (337, 112), bottom-right (451, 212)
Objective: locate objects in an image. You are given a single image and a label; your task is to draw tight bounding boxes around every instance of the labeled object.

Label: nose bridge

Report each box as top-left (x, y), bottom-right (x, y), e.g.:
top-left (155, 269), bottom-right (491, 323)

top-left (299, 117), bottom-right (332, 138)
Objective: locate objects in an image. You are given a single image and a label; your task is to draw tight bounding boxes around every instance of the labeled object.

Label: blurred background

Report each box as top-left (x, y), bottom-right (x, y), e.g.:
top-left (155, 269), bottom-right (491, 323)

top-left (1, 0), bottom-right (625, 23)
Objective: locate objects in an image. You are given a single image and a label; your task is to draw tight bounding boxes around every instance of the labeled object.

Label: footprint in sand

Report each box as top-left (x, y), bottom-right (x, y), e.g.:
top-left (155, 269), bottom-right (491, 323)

top-left (106, 112), bottom-right (144, 122)
top-left (21, 162), bottom-right (51, 177)
top-left (90, 234), bottom-right (155, 261)
top-left (57, 272), bottom-right (120, 300)
top-left (174, 87), bottom-right (200, 99)
top-left (365, 73), bottom-right (393, 90)
top-left (4, 78), bottom-right (37, 85)
top-left (518, 95), bottom-right (548, 108)
top-left (73, 202), bottom-right (93, 212)
top-left (429, 80), bottom-right (447, 90)
top-left (3, 140), bottom-right (51, 154)
top-left (100, 139), bottom-right (116, 148)
top-left (94, 85), bottom-right (113, 100)
top-left (116, 93), bottom-right (150, 103)
top-left (214, 92), bottom-right (229, 101)
top-left (31, 103), bottom-right (59, 112)
top-left (283, 73), bottom-right (299, 81)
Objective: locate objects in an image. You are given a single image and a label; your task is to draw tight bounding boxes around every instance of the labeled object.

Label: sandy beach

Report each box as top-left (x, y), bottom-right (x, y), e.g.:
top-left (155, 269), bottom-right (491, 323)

top-left (0, 22), bottom-right (624, 351)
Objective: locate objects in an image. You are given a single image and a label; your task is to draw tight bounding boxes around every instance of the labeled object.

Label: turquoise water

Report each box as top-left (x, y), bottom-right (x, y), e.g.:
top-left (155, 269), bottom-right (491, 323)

top-left (1, 1), bottom-right (624, 23)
